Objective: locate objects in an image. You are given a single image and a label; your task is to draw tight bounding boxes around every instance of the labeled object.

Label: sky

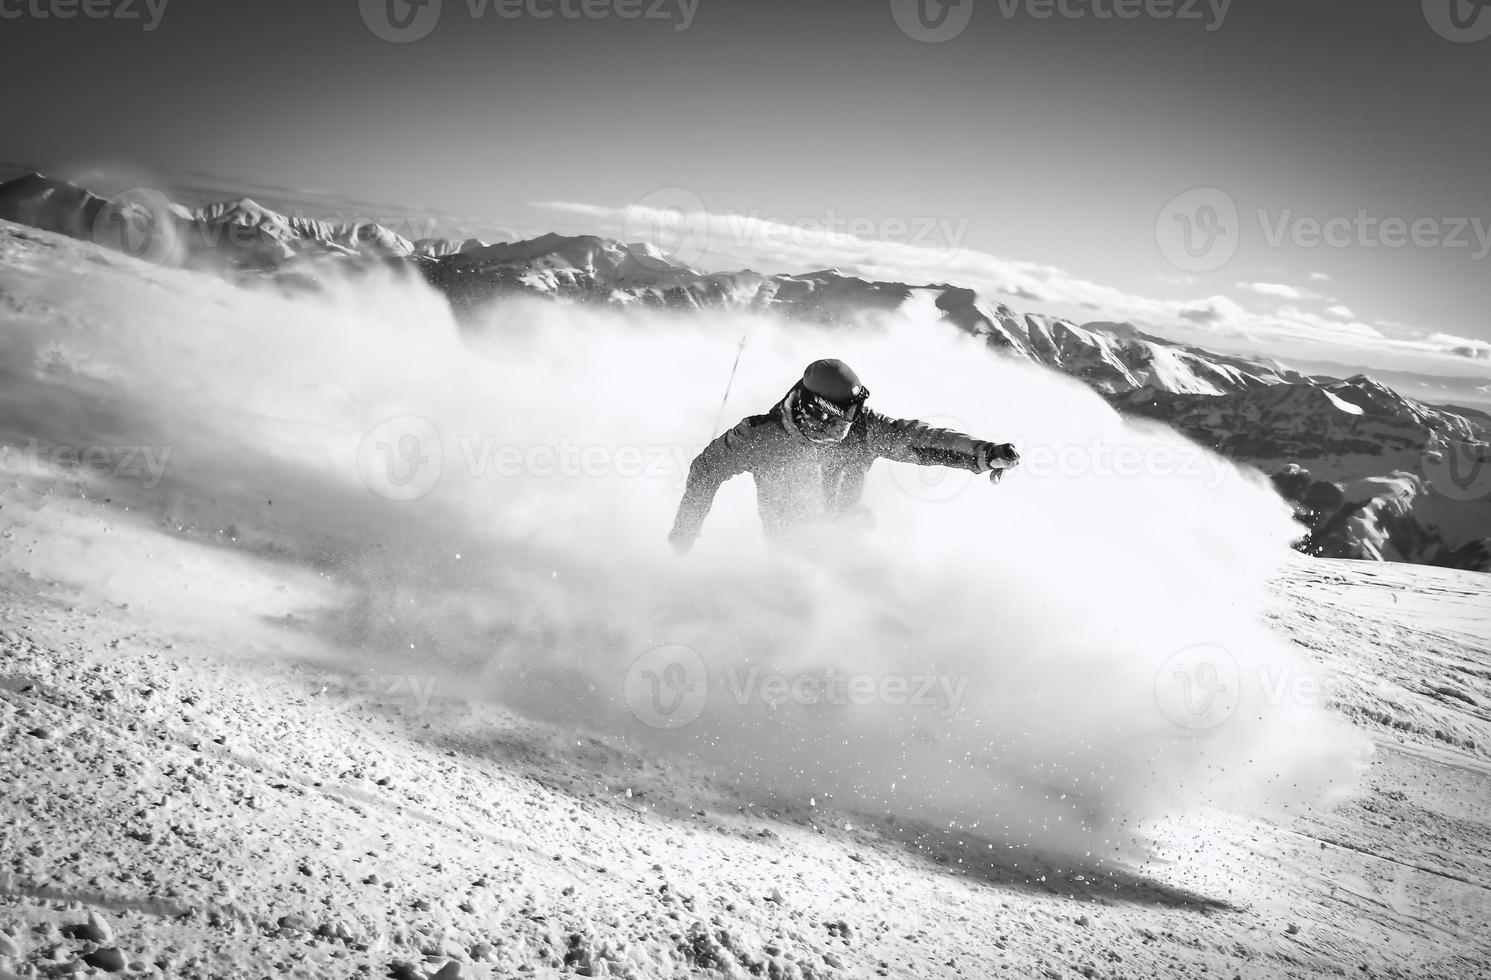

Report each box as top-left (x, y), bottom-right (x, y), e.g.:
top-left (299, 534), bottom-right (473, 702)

top-left (2, 0), bottom-right (1489, 375)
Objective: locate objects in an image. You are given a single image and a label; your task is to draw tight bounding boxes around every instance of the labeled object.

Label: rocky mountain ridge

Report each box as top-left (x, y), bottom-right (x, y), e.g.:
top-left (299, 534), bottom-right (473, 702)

top-left (2, 172), bottom-right (1487, 569)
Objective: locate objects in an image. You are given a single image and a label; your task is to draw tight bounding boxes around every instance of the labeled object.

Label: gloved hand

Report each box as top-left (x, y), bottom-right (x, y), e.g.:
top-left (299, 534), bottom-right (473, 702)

top-left (980, 442), bottom-right (1020, 478)
top-left (667, 527), bottom-right (695, 555)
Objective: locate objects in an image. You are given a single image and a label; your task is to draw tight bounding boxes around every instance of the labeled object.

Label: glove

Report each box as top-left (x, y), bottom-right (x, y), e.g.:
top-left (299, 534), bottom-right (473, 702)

top-left (667, 527), bottom-right (695, 555)
top-left (980, 442), bottom-right (1020, 473)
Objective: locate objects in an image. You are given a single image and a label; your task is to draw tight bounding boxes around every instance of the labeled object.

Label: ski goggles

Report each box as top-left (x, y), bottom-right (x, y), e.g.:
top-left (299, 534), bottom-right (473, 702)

top-left (795, 386), bottom-right (870, 442)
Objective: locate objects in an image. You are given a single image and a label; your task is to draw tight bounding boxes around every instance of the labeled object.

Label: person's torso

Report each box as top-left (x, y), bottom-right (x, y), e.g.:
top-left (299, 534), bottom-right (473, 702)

top-left (748, 409), bottom-right (874, 532)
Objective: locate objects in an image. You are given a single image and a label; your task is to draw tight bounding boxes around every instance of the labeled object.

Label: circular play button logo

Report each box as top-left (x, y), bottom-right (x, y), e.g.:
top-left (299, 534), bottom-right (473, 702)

top-left (890, 0), bottom-right (974, 42)
top-left (624, 645), bottom-right (709, 730)
top-left (1154, 644), bottom-right (1240, 730)
top-left (1156, 187), bottom-right (1240, 273)
top-left (357, 416), bottom-right (443, 501)
top-left (360, 0), bottom-right (443, 42)
top-left (623, 187), bottom-right (711, 268)
top-left (1423, 0), bottom-right (1491, 42)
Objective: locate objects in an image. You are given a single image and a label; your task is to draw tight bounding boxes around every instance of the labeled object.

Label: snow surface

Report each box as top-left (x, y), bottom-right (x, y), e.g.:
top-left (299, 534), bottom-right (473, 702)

top-left (0, 222), bottom-right (1486, 978)
top-left (1319, 390), bottom-right (1365, 416)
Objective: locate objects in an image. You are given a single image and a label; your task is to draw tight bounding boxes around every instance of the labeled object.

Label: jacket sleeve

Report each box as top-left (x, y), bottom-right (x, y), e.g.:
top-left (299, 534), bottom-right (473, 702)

top-left (865, 411), bottom-right (994, 472)
top-left (670, 418), bottom-right (767, 544)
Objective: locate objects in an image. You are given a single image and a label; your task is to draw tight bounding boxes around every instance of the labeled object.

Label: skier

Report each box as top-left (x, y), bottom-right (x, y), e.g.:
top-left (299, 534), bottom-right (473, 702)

top-left (668, 359), bottom-right (1020, 553)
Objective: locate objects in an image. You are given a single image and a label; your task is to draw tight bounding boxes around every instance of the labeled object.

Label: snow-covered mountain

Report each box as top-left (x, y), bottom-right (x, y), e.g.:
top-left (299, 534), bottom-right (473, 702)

top-left (0, 173), bottom-right (1312, 398)
top-left (3, 172), bottom-right (1488, 569)
top-left (424, 236), bottom-right (1308, 396)
top-left (1112, 379), bottom-right (1491, 569)
top-left (0, 172), bottom-right (468, 270)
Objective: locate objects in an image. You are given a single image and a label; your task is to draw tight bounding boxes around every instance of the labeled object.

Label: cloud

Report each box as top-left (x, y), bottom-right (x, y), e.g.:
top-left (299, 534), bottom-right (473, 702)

top-left (1177, 296), bottom-right (1247, 327)
top-left (1309, 272), bottom-right (1332, 282)
top-left (1267, 308), bottom-right (1383, 342)
top-left (532, 199), bottom-right (1471, 362)
top-left (535, 197), bottom-right (1201, 328)
top-left (536, 201), bottom-right (614, 219)
top-left (1177, 301), bottom-right (1384, 347)
top-left (1240, 282), bottom-right (1305, 300)
top-left (1426, 332), bottom-right (1491, 360)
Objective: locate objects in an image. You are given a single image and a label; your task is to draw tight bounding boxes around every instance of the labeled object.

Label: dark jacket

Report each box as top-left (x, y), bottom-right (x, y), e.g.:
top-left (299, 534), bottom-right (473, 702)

top-left (671, 387), bottom-right (996, 545)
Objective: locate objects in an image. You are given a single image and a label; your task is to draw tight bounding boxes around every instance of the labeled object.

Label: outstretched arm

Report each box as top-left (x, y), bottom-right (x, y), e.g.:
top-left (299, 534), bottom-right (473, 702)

top-left (865, 411), bottom-right (1019, 475)
top-left (669, 417), bottom-right (767, 552)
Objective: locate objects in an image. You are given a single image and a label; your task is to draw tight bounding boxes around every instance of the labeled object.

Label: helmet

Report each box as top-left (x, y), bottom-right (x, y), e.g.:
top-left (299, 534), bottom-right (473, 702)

top-left (790, 359), bottom-right (870, 444)
top-left (803, 359), bottom-right (865, 403)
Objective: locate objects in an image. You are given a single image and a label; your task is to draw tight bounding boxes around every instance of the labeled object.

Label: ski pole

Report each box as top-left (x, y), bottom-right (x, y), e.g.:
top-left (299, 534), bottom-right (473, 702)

top-left (708, 331), bottom-right (749, 442)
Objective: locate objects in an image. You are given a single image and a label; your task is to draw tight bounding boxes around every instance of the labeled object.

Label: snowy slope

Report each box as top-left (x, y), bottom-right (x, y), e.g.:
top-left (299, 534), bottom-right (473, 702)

top-left (0, 213), bottom-right (1487, 979)
top-left (0, 444), bottom-right (1486, 980)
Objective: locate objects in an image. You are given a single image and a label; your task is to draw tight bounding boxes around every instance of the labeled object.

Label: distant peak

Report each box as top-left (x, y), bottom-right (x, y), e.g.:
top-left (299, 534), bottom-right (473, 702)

top-left (623, 241), bottom-right (667, 260)
top-left (0, 172), bottom-right (88, 195)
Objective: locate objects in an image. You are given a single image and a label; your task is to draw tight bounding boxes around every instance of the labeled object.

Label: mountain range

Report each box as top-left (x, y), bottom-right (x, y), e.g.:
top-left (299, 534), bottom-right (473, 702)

top-left (3, 172), bottom-right (1487, 570)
